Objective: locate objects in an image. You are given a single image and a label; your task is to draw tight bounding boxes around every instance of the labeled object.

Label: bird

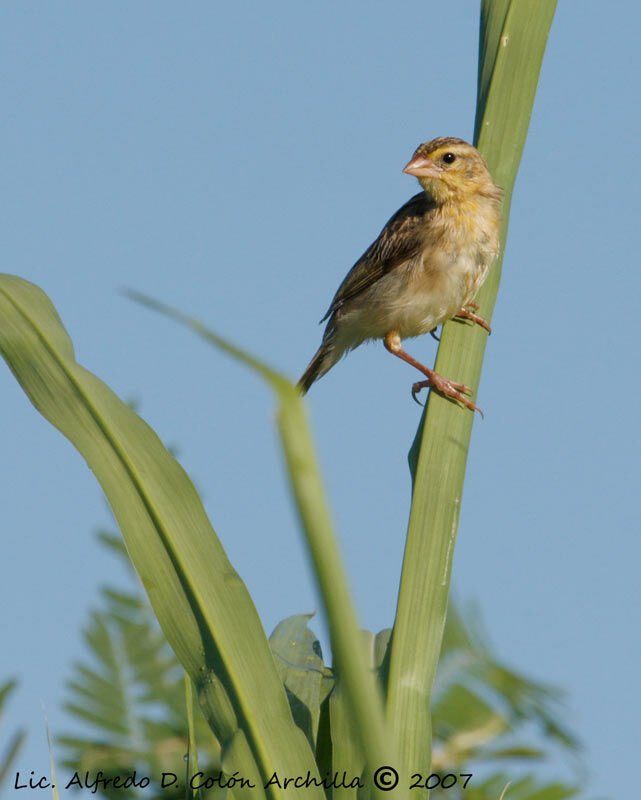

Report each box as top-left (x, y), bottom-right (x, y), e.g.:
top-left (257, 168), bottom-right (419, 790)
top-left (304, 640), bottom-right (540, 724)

top-left (298, 137), bottom-right (502, 413)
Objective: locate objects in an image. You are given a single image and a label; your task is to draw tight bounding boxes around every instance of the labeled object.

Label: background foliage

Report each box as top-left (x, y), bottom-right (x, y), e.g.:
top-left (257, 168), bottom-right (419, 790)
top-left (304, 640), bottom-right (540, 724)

top-left (59, 532), bottom-right (580, 799)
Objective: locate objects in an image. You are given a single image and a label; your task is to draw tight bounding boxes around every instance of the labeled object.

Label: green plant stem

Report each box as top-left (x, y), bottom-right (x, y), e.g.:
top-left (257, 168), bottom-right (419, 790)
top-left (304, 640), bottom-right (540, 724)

top-left (385, 0), bottom-right (557, 789)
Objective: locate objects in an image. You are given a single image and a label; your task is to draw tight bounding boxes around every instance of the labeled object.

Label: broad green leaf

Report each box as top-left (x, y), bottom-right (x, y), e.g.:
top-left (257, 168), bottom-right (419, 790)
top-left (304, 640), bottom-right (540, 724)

top-left (0, 274), bottom-right (321, 800)
top-left (269, 614), bottom-right (331, 750)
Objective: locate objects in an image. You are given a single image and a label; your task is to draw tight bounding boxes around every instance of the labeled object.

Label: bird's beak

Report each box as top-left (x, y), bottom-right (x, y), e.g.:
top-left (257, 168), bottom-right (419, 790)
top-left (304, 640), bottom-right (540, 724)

top-left (402, 155), bottom-right (443, 179)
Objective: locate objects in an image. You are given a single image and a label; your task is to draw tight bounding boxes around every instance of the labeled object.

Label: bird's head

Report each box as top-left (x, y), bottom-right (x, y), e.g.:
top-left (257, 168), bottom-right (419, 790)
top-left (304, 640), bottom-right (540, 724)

top-left (403, 137), bottom-right (501, 204)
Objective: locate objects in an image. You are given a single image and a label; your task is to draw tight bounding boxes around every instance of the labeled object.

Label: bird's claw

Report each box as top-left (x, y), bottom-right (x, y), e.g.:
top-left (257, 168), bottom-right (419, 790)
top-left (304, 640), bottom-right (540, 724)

top-left (456, 305), bottom-right (491, 335)
top-left (411, 375), bottom-right (483, 417)
top-left (411, 384), bottom-right (425, 406)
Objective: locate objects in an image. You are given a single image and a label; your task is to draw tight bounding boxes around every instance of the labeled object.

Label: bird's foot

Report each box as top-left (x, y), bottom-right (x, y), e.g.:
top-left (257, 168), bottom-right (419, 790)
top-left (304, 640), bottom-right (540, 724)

top-left (382, 331), bottom-right (483, 416)
top-left (411, 372), bottom-right (483, 417)
top-left (456, 304), bottom-right (491, 334)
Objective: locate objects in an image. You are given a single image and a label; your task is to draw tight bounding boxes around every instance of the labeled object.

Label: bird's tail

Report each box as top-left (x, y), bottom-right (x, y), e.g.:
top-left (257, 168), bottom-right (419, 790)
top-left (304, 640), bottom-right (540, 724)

top-left (298, 339), bottom-right (340, 394)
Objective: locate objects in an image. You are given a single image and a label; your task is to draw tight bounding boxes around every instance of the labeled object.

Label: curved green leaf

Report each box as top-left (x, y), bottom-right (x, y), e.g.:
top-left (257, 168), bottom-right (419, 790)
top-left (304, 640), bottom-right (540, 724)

top-left (0, 274), bottom-right (321, 800)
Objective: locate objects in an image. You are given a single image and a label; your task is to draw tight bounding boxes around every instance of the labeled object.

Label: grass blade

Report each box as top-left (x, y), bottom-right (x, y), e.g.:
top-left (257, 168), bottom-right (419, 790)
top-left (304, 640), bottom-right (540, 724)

top-left (385, 0), bottom-right (558, 787)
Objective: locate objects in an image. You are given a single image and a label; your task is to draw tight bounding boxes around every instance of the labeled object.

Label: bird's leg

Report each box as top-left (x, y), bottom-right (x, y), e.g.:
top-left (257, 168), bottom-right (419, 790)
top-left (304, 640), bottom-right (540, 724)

top-left (383, 332), bottom-right (482, 415)
top-left (455, 303), bottom-right (491, 334)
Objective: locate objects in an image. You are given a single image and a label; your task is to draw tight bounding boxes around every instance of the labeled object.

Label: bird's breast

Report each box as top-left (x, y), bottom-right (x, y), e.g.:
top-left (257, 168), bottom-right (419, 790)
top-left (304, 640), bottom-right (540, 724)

top-left (401, 243), bottom-right (488, 335)
top-left (331, 199), bottom-right (499, 349)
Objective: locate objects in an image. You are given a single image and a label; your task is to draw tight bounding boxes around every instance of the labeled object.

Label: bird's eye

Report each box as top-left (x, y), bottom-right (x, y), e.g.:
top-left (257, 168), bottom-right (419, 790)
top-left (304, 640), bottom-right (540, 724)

top-left (442, 152), bottom-right (456, 164)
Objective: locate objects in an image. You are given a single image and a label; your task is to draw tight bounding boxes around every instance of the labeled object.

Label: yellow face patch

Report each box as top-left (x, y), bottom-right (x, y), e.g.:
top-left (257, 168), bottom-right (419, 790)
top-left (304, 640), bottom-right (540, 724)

top-left (427, 147), bottom-right (453, 160)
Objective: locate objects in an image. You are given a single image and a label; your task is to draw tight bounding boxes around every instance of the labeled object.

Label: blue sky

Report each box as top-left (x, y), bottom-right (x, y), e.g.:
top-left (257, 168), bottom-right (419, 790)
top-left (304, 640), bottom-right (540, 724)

top-left (1, 2), bottom-right (639, 798)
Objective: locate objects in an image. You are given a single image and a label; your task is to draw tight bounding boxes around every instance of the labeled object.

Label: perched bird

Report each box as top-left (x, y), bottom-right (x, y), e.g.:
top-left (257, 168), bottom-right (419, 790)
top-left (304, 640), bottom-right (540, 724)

top-left (298, 137), bottom-right (502, 413)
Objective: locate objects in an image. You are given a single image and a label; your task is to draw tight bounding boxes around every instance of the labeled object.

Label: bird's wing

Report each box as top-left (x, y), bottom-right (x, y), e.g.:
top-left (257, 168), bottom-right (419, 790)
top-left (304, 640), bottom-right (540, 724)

top-left (320, 191), bottom-right (432, 322)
